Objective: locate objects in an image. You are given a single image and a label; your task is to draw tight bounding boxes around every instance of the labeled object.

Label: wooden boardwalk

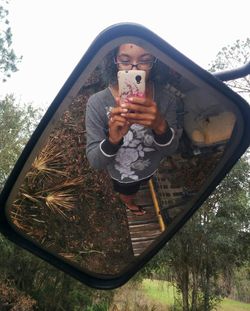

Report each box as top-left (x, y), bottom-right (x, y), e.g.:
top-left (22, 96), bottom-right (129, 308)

top-left (126, 180), bottom-right (165, 256)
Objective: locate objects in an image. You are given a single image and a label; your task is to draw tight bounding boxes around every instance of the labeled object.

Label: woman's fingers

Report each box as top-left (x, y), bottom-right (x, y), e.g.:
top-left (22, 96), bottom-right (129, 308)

top-left (121, 98), bottom-right (156, 114)
top-left (110, 97), bottom-right (161, 129)
top-left (111, 106), bottom-right (128, 116)
top-left (121, 102), bottom-right (157, 123)
top-left (120, 98), bottom-right (165, 130)
top-left (121, 104), bottom-right (150, 114)
top-left (124, 112), bottom-right (154, 122)
top-left (115, 96), bottom-right (121, 107)
top-left (109, 114), bottom-right (130, 144)
top-left (112, 97), bottom-right (153, 116)
top-left (127, 96), bottom-right (147, 105)
top-left (109, 115), bottom-right (129, 127)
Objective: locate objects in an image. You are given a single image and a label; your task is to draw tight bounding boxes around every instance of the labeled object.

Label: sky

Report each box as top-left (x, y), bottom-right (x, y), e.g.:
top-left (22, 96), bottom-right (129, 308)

top-left (1, 0), bottom-right (249, 108)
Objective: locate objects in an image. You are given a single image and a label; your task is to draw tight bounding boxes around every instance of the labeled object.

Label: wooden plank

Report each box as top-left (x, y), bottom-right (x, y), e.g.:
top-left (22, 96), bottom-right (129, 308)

top-left (126, 180), bottom-right (165, 256)
top-left (131, 233), bottom-right (162, 242)
top-left (128, 224), bottom-right (159, 232)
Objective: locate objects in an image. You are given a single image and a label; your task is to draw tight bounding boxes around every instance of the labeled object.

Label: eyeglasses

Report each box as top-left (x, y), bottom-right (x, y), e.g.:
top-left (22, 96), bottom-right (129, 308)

top-left (114, 58), bottom-right (157, 70)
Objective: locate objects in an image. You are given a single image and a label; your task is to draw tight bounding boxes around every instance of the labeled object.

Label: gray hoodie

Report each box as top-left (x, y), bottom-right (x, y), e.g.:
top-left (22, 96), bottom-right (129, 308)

top-left (85, 86), bottom-right (179, 183)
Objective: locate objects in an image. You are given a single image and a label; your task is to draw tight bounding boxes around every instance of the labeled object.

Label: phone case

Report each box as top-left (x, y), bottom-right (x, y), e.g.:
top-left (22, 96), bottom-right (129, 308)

top-left (118, 70), bottom-right (146, 103)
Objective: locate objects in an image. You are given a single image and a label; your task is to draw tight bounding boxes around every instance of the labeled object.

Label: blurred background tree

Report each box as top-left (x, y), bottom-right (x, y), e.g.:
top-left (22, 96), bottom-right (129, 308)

top-left (140, 38), bottom-right (250, 311)
top-left (209, 38), bottom-right (250, 101)
top-left (0, 0), bottom-right (21, 82)
top-left (0, 94), bottom-right (41, 190)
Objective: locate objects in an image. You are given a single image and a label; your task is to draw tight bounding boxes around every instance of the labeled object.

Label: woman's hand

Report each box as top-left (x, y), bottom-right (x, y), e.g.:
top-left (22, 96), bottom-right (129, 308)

top-left (108, 97), bottom-right (130, 144)
top-left (120, 96), bottom-right (168, 134)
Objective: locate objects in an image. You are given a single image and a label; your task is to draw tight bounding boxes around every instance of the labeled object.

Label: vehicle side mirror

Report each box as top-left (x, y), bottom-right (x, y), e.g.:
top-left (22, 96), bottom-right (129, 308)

top-left (0, 23), bottom-right (249, 289)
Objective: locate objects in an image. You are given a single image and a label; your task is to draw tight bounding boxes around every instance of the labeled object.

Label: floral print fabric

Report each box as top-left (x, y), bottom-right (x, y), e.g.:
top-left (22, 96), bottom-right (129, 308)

top-left (114, 124), bottom-right (155, 181)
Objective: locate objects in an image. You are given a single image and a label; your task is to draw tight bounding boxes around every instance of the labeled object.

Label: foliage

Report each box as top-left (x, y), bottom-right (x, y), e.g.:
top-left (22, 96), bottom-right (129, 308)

top-left (85, 303), bottom-right (109, 311)
top-left (142, 150), bottom-right (250, 311)
top-left (0, 92), bottom-right (116, 309)
top-left (0, 1), bottom-right (117, 309)
top-left (142, 38), bottom-right (250, 311)
top-left (0, 234), bottom-right (115, 310)
top-left (0, 94), bottom-right (41, 190)
top-left (0, 0), bottom-right (21, 82)
top-left (229, 264), bottom-right (250, 303)
top-left (0, 280), bottom-right (37, 310)
top-left (209, 38), bottom-right (250, 100)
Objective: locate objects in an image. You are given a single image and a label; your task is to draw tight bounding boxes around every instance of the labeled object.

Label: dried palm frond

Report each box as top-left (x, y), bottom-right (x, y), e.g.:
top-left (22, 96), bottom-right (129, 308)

top-left (11, 176), bottom-right (84, 225)
top-left (44, 189), bottom-right (77, 218)
top-left (32, 155), bottom-right (67, 176)
top-left (12, 192), bottom-right (73, 220)
top-left (16, 177), bottom-right (83, 204)
top-left (10, 211), bottom-right (32, 231)
top-left (16, 189), bottom-right (77, 218)
top-left (26, 139), bottom-right (68, 184)
top-left (19, 192), bottom-right (41, 203)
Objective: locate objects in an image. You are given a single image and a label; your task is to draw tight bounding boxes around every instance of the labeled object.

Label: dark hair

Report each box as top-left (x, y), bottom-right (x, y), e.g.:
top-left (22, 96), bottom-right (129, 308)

top-left (100, 45), bottom-right (181, 87)
top-left (101, 47), bottom-right (119, 86)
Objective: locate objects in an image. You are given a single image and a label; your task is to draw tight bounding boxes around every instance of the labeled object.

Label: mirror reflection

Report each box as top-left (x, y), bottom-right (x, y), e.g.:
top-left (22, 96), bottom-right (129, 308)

top-left (7, 39), bottom-right (236, 276)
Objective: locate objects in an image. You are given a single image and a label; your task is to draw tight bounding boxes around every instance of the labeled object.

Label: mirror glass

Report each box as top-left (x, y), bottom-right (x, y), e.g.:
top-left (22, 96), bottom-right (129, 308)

top-left (5, 35), bottom-right (240, 277)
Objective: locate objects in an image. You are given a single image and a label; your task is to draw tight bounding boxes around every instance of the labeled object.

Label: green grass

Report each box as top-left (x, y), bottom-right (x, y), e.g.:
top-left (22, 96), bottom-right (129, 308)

top-left (142, 279), bottom-right (250, 311)
top-left (142, 279), bottom-right (177, 306)
top-left (218, 298), bottom-right (250, 311)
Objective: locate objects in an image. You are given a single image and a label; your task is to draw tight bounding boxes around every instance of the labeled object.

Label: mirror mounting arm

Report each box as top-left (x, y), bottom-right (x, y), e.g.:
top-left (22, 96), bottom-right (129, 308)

top-left (213, 61), bottom-right (250, 81)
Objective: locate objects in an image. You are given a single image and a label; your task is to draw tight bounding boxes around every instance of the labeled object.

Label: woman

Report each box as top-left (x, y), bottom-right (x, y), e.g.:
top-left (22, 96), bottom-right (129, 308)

top-left (85, 43), bottom-right (179, 215)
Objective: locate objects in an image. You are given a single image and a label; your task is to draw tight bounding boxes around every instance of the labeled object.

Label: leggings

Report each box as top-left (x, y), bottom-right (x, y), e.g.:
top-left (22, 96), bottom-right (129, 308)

top-left (111, 176), bottom-right (152, 195)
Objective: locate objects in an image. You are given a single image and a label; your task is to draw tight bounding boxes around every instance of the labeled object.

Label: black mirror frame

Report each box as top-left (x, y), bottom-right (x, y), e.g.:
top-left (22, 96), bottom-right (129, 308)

top-left (0, 22), bottom-right (249, 289)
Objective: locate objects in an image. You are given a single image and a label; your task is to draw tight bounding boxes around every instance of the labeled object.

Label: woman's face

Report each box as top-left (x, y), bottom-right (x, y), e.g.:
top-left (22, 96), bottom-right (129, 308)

top-left (116, 44), bottom-right (155, 80)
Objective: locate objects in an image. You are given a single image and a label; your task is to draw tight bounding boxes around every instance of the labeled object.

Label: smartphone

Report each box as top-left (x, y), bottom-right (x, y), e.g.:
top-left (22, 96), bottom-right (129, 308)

top-left (117, 70), bottom-right (146, 104)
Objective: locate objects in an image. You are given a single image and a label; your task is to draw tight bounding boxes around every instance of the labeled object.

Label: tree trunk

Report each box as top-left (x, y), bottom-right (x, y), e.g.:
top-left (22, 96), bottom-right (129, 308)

top-left (203, 266), bottom-right (210, 311)
top-left (191, 271), bottom-right (198, 311)
top-left (181, 267), bottom-right (189, 311)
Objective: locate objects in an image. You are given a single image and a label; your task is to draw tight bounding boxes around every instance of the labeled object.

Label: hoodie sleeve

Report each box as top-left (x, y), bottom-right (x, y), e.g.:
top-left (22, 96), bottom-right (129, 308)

top-left (151, 86), bottom-right (179, 156)
top-left (85, 92), bottom-right (122, 170)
